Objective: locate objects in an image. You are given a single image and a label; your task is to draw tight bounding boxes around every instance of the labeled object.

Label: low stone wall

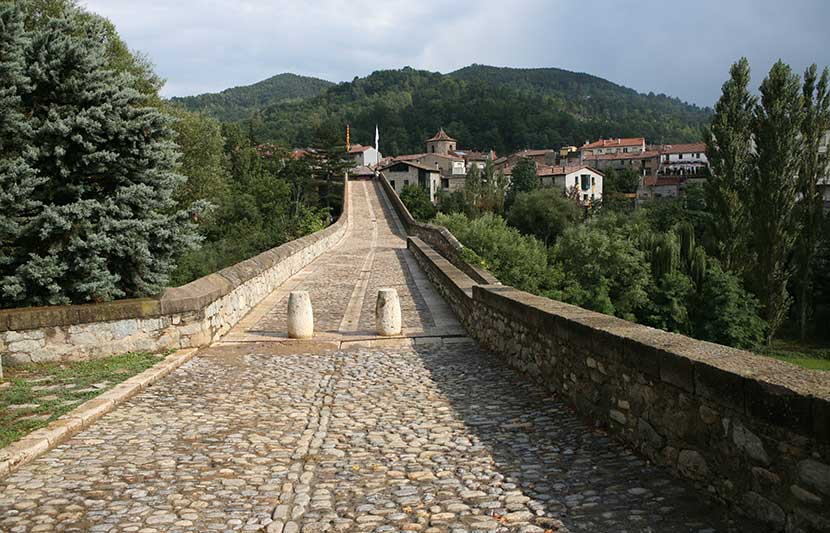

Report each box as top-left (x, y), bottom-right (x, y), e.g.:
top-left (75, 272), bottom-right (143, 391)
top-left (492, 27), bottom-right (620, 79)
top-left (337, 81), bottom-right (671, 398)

top-left (408, 236), bottom-right (830, 532)
top-left (377, 172), bottom-right (499, 285)
top-left (0, 180), bottom-right (351, 364)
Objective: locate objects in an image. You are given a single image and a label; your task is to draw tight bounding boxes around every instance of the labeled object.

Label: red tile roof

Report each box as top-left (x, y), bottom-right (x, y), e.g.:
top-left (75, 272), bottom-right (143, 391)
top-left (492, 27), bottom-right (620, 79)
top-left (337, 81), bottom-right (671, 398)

top-left (379, 160), bottom-right (438, 173)
top-left (349, 144), bottom-right (371, 153)
top-left (426, 128), bottom-right (456, 142)
top-left (581, 137), bottom-right (645, 150)
top-left (394, 152), bottom-right (464, 162)
top-left (658, 142), bottom-right (707, 155)
top-left (582, 150), bottom-right (661, 161)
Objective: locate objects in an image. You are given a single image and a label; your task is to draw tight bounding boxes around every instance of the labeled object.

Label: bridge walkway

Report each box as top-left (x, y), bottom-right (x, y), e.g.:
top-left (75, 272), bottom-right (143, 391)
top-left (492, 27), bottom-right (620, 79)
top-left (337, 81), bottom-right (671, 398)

top-left (0, 179), bottom-right (757, 532)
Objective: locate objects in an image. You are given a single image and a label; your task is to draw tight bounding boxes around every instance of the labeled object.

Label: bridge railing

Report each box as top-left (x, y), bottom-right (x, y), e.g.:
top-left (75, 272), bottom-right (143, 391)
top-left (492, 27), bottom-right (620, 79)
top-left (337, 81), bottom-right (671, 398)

top-left (407, 235), bottom-right (830, 532)
top-left (377, 172), bottom-right (500, 286)
top-left (0, 177), bottom-right (351, 365)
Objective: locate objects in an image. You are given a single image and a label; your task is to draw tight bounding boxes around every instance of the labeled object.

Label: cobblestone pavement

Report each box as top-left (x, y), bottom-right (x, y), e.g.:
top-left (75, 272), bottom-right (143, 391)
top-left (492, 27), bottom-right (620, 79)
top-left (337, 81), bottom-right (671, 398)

top-left (0, 341), bottom-right (758, 532)
top-left (222, 179), bottom-right (462, 344)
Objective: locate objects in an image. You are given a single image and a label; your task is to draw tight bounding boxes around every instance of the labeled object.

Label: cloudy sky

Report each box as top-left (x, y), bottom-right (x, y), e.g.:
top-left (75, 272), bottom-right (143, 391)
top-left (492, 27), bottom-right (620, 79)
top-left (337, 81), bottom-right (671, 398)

top-left (83, 0), bottom-right (830, 107)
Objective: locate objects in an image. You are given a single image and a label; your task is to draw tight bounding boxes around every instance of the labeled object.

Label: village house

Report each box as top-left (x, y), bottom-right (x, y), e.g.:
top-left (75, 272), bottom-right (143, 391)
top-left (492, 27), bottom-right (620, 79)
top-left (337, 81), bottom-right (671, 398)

top-left (580, 137), bottom-right (646, 157)
top-left (379, 160), bottom-right (441, 203)
top-left (538, 165), bottom-right (604, 206)
top-left (348, 144), bottom-right (381, 166)
top-left (452, 149), bottom-right (496, 172)
top-left (581, 149), bottom-right (661, 177)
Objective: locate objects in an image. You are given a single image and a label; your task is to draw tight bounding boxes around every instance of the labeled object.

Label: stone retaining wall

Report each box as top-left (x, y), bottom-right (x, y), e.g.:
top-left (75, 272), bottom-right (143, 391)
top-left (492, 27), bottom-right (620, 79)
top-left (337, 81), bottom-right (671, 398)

top-left (408, 236), bottom-right (830, 532)
top-left (0, 179), bottom-right (351, 364)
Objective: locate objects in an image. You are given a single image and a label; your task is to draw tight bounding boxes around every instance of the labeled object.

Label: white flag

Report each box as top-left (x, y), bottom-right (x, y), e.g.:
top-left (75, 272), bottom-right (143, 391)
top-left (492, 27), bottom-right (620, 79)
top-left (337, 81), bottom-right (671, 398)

top-left (375, 125), bottom-right (379, 152)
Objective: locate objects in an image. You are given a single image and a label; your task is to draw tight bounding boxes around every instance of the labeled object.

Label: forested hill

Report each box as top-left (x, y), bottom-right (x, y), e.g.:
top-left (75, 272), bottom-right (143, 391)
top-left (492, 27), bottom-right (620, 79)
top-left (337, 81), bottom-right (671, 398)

top-left (246, 65), bottom-right (711, 154)
top-left (170, 73), bottom-right (333, 122)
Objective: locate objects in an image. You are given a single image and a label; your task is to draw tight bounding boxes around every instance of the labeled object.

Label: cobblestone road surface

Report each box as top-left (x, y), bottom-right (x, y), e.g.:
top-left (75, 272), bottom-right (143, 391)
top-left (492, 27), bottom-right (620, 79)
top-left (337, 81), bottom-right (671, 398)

top-left (0, 179), bottom-right (758, 532)
top-left (0, 342), bottom-right (757, 532)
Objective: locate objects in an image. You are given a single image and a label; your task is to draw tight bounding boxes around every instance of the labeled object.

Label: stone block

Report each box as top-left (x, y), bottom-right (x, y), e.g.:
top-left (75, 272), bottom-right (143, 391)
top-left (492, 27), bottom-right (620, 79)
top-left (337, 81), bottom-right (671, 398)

top-left (745, 378), bottom-right (812, 436)
top-left (798, 459), bottom-right (830, 496)
top-left (731, 422), bottom-right (770, 465)
top-left (677, 449), bottom-right (709, 480)
top-left (740, 491), bottom-right (785, 530)
top-left (694, 360), bottom-right (746, 412)
top-left (657, 347), bottom-right (695, 393)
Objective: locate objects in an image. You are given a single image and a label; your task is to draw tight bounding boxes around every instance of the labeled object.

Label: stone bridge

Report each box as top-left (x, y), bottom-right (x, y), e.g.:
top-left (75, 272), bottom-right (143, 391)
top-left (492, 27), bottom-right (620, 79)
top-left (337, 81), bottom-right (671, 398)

top-left (1, 178), bottom-right (828, 532)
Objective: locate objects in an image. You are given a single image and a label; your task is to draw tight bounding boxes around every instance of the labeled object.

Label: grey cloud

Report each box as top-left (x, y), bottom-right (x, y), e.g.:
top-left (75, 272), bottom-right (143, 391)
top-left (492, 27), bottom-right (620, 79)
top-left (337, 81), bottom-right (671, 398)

top-left (82, 0), bottom-right (830, 106)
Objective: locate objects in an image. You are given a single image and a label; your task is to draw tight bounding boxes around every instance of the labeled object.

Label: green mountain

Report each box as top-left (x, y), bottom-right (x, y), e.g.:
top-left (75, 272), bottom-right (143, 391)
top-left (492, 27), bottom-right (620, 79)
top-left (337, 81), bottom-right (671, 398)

top-left (246, 65), bottom-right (711, 155)
top-left (170, 73), bottom-right (333, 122)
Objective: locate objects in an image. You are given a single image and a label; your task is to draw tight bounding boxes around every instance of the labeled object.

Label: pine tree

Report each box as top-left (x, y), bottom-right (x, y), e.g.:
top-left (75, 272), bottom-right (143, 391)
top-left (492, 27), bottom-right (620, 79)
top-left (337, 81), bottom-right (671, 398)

top-left (794, 65), bottom-right (830, 340)
top-left (749, 61), bottom-right (804, 343)
top-left (704, 58), bottom-right (756, 271)
top-left (0, 3), bottom-right (45, 303)
top-left (0, 6), bottom-right (202, 307)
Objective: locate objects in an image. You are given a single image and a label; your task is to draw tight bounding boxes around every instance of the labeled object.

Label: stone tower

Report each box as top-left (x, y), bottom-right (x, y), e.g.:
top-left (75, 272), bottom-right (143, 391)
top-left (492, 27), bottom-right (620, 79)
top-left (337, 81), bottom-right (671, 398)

top-left (425, 128), bottom-right (457, 155)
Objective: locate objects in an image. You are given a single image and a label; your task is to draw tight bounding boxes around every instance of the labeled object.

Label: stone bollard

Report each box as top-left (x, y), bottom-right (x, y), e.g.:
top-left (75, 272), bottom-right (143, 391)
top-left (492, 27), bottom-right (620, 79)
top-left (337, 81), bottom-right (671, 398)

top-left (376, 288), bottom-right (402, 336)
top-left (287, 291), bottom-right (314, 339)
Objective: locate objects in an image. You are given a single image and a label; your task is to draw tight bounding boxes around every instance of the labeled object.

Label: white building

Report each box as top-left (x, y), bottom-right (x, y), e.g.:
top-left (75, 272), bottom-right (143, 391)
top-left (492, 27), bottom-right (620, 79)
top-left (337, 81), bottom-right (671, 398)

top-left (379, 160), bottom-right (441, 203)
top-left (348, 144), bottom-right (381, 167)
top-left (539, 165), bottom-right (604, 206)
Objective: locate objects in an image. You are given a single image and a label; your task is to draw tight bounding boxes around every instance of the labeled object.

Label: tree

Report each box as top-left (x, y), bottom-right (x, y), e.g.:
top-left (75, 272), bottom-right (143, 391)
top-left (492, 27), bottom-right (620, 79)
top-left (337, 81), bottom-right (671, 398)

top-left (165, 105), bottom-right (229, 211)
top-left (600, 168), bottom-right (640, 212)
top-left (693, 262), bottom-right (766, 349)
top-left (400, 184), bottom-right (437, 221)
top-left (794, 64), bottom-right (830, 340)
top-left (0, 4), bottom-right (45, 304)
top-left (17, 0), bottom-right (163, 99)
top-left (507, 188), bottom-right (581, 246)
top-left (552, 221), bottom-right (651, 321)
top-left (704, 58), bottom-right (756, 271)
top-left (509, 157), bottom-right (538, 194)
top-left (0, 7), bottom-right (201, 306)
top-left (434, 212), bottom-right (553, 294)
top-left (749, 60), bottom-right (804, 343)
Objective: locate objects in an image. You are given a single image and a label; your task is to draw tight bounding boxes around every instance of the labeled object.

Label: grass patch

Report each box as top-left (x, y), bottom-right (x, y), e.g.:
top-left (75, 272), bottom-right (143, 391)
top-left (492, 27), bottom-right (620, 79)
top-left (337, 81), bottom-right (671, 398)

top-left (756, 339), bottom-right (830, 371)
top-left (0, 351), bottom-right (168, 448)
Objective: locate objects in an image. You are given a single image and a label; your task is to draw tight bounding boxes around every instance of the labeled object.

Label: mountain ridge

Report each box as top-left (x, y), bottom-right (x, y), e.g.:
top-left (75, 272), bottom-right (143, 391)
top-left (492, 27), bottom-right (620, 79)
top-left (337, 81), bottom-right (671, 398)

top-left (170, 73), bottom-right (333, 122)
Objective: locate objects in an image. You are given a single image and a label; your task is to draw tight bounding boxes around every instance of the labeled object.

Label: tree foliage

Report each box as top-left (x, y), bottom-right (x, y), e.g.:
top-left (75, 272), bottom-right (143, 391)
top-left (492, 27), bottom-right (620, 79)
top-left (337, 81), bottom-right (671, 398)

top-left (171, 73), bottom-right (333, 122)
top-left (507, 188), bottom-right (581, 246)
top-left (248, 66), bottom-right (710, 155)
top-left (0, 3), bottom-right (201, 306)
top-left (704, 58), bottom-right (755, 271)
top-left (749, 61), bottom-right (804, 343)
top-left (400, 184), bottom-right (436, 222)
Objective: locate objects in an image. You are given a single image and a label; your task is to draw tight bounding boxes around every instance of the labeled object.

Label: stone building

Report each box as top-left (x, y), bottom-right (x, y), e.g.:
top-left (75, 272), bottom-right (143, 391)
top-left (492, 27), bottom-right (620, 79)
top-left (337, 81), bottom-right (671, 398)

top-left (379, 160), bottom-right (441, 203)
top-left (425, 128), bottom-right (458, 155)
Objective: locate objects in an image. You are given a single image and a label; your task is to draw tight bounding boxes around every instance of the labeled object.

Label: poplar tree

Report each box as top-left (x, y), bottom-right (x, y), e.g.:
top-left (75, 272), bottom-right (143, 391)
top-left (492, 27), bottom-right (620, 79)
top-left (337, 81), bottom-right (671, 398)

top-left (749, 61), bottom-right (804, 343)
top-left (0, 5), bottom-right (201, 306)
top-left (795, 65), bottom-right (830, 340)
top-left (704, 58), bottom-right (756, 271)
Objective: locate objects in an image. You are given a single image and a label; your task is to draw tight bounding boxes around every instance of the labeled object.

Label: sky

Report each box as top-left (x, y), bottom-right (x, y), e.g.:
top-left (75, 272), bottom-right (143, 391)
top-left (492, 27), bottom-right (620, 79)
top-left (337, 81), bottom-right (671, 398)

top-left (82, 0), bottom-right (830, 108)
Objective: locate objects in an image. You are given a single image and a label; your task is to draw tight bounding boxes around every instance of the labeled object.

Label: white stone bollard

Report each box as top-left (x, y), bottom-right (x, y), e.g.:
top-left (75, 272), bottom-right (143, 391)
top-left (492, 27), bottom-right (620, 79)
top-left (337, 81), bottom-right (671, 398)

top-left (376, 288), bottom-right (402, 336)
top-left (287, 291), bottom-right (314, 339)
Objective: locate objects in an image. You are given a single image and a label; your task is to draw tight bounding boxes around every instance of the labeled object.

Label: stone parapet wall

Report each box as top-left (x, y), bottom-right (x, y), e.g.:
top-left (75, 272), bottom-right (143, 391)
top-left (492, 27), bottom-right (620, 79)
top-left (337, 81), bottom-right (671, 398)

top-left (0, 179), bottom-right (351, 364)
top-left (408, 236), bottom-right (830, 532)
top-left (377, 172), bottom-right (499, 285)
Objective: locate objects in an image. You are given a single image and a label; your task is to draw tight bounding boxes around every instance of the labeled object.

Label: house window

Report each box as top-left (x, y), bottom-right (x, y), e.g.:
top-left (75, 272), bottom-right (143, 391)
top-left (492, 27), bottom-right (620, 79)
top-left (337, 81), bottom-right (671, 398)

top-left (591, 176), bottom-right (596, 185)
top-left (678, 153), bottom-right (684, 159)
top-left (404, 179), bottom-right (409, 187)
top-left (441, 178), bottom-right (449, 189)
top-left (390, 180), bottom-right (396, 189)
top-left (664, 155), bottom-right (669, 161)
